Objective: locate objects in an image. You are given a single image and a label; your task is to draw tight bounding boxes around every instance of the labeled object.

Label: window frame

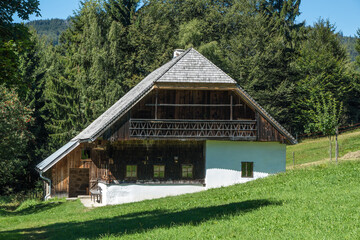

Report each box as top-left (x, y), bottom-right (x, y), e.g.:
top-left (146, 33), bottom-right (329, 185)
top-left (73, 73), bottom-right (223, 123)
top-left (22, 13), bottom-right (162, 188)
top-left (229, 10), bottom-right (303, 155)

top-left (241, 162), bottom-right (254, 178)
top-left (81, 149), bottom-right (91, 160)
top-left (181, 164), bottom-right (193, 179)
top-left (126, 165), bottom-right (137, 178)
top-left (153, 165), bottom-right (165, 178)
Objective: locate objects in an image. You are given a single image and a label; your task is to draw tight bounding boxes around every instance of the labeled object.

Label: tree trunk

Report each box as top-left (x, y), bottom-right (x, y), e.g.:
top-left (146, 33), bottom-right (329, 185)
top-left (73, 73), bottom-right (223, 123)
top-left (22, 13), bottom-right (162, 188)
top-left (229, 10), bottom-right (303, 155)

top-left (335, 127), bottom-right (339, 164)
top-left (329, 136), bottom-right (332, 162)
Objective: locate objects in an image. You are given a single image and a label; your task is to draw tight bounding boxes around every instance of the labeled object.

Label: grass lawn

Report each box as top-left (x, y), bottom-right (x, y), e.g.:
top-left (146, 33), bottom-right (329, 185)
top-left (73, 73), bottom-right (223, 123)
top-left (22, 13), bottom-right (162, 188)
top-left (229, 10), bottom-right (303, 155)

top-left (286, 128), bottom-right (360, 166)
top-left (1, 160), bottom-right (360, 239)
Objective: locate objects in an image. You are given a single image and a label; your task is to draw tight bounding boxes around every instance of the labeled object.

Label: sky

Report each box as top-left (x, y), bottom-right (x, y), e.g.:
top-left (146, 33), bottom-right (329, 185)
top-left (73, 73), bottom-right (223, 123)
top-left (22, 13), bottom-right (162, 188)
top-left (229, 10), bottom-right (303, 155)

top-left (14, 0), bottom-right (360, 37)
top-left (297, 0), bottom-right (360, 36)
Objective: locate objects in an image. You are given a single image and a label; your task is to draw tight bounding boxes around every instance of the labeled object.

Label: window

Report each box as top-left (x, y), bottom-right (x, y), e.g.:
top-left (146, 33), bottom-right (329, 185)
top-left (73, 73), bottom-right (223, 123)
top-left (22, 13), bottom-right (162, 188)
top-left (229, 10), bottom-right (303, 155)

top-left (241, 162), bottom-right (253, 178)
top-left (182, 164), bottom-right (193, 178)
top-left (81, 149), bottom-right (91, 159)
top-left (126, 165), bottom-right (137, 178)
top-left (153, 165), bottom-right (165, 178)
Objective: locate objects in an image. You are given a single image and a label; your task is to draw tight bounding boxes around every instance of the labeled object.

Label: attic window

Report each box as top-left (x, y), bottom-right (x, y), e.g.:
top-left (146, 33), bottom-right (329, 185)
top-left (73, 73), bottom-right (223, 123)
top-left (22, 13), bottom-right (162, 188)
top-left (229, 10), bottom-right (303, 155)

top-left (241, 162), bottom-right (253, 178)
top-left (81, 149), bottom-right (91, 159)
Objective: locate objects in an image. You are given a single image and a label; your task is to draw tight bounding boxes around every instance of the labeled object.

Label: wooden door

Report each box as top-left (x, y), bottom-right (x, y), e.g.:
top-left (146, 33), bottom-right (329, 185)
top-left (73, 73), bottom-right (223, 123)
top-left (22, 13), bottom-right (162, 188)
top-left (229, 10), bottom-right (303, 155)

top-left (69, 168), bottom-right (89, 197)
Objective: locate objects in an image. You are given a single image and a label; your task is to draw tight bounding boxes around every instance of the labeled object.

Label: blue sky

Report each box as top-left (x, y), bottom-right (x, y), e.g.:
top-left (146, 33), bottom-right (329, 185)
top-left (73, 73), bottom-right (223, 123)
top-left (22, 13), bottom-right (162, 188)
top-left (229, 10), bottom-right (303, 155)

top-left (297, 0), bottom-right (360, 36)
top-left (15, 0), bottom-right (360, 37)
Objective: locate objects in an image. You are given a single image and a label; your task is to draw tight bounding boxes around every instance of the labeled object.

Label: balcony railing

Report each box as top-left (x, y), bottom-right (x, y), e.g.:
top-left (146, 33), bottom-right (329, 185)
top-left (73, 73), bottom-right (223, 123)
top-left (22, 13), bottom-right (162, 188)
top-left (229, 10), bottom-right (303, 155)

top-left (129, 119), bottom-right (257, 140)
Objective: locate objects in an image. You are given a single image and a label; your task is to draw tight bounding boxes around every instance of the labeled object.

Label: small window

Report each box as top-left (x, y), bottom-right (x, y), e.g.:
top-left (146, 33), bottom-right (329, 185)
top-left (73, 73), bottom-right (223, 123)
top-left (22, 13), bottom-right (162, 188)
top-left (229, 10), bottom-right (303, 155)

top-left (126, 165), bottom-right (137, 178)
top-left (154, 165), bottom-right (165, 178)
top-left (81, 149), bottom-right (91, 159)
top-left (241, 162), bottom-right (253, 178)
top-left (182, 164), bottom-right (193, 178)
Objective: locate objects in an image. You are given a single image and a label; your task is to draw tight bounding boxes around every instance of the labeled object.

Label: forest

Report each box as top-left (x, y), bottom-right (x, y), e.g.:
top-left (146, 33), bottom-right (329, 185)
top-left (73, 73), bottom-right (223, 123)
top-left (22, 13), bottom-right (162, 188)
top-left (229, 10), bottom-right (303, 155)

top-left (26, 18), bottom-right (70, 45)
top-left (1, 0), bottom-right (360, 195)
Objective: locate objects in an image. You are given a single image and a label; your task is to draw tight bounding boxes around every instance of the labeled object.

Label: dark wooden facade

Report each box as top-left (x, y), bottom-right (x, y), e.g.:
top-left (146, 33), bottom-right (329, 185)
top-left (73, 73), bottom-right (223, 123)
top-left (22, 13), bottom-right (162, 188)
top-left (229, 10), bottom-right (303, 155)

top-left (49, 140), bottom-right (205, 197)
top-left (103, 88), bottom-right (285, 143)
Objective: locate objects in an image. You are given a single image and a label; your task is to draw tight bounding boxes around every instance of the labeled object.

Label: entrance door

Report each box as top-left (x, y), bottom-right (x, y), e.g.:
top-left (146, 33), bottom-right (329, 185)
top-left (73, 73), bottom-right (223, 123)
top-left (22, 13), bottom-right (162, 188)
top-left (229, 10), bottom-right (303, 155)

top-left (69, 168), bottom-right (89, 197)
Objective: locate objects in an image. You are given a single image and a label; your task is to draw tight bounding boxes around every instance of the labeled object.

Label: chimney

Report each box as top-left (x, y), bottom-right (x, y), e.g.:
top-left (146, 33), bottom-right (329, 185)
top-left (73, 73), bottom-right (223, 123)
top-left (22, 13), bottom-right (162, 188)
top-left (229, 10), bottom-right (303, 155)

top-left (173, 49), bottom-right (185, 58)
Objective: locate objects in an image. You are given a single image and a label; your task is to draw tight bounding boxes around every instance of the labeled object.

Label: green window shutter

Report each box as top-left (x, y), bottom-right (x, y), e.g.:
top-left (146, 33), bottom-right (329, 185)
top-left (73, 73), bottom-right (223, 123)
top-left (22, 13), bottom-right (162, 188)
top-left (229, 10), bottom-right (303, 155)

top-left (241, 162), bottom-right (254, 178)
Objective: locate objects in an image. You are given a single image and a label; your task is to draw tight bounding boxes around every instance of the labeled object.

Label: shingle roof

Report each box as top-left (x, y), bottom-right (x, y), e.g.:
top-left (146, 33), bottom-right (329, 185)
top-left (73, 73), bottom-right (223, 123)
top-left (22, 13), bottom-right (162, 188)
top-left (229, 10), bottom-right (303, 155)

top-left (157, 48), bottom-right (236, 84)
top-left (36, 48), bottom-right (297, 172)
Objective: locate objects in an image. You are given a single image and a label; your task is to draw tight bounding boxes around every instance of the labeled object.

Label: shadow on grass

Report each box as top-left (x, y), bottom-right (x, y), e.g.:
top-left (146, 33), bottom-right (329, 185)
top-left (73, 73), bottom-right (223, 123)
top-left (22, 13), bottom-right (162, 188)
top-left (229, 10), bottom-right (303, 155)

top-left (0, 199), bottom-right (282, 240)
top-left (0, 201), bottom-right (63, 217)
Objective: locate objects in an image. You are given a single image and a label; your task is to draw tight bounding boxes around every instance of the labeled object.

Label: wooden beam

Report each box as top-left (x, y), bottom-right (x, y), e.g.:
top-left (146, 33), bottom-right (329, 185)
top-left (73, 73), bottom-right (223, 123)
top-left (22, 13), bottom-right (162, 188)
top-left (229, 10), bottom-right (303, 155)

top-left (155, 89), bottom-right (158, 120)
top-left (145, 103), bottom-right (243, 107)
top-left (155, 82), bottom-right (237, 90)
top-left (230, 94), bottom-right (233, 120)
top-left (256, 111), bottom-right (260, 141)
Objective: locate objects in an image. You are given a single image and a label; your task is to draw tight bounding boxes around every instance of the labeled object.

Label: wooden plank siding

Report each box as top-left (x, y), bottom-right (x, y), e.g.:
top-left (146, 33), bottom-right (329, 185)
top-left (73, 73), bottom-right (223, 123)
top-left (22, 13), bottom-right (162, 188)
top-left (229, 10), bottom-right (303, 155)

top-left (257, 114), bottom-right (287, 143)
top-left (101, 89), bottom-right (289, 143)
top-left (104, 89), bottom-right (257, 142)
top-left (51, 144), bottom-right (83, 197)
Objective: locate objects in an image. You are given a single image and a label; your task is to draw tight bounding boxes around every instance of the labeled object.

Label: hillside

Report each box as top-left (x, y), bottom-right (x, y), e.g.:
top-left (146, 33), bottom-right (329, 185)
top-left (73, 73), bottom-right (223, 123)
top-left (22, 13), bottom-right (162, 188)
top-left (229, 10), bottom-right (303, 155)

top-left (1, 159), bottom-right (360, 239)
top-left (339, 35), bottom-right (359, 62)
top-left (26, 19), bottom-right (69, 45)
top-left (286, 128), bottom-right (360, 166)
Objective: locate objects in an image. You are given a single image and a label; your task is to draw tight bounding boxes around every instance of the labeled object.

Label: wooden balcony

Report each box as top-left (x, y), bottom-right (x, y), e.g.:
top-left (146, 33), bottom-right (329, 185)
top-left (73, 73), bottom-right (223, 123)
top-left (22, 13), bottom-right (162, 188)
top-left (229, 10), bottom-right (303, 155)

top-left (129, 119), bottom-right (257, 140)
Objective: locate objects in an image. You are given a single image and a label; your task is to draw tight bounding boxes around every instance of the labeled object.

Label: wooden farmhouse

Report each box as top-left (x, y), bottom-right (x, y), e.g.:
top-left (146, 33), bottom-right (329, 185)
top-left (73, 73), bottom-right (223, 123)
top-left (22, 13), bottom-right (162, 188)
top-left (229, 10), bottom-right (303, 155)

top-left (36, 48), bottom-right (297, 205)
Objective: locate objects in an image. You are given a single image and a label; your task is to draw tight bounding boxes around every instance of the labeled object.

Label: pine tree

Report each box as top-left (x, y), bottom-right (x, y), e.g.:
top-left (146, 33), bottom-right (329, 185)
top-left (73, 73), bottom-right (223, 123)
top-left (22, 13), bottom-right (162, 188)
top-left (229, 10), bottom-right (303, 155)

top-left (43, 45), bottom-right (81, 149)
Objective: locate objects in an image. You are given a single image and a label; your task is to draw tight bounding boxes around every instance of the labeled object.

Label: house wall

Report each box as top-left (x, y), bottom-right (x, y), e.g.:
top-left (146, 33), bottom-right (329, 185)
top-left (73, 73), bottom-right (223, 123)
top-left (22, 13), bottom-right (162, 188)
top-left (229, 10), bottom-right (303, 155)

top-left (50, 140), bottom-right (205, 198)
top-left (99, 182), bottom-right (204, 205)
top-left (106, 140), bottom-right (205, 182)
top-left (96, 140), bottom-right (285, 205)
top-left (257, 114), bottom-right (287, 143)
top-left (205, 140), bottom-right (286, 188)
top-left (50, 145), bottom-right (82, 197)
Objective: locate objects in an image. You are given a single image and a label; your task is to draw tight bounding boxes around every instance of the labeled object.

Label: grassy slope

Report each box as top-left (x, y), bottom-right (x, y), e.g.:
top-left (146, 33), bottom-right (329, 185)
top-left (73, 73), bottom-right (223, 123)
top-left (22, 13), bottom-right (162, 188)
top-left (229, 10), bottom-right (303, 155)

top-left (1, 160), bottom-right (360, 239)
top-left (286, 128), bottom-right (360, 166)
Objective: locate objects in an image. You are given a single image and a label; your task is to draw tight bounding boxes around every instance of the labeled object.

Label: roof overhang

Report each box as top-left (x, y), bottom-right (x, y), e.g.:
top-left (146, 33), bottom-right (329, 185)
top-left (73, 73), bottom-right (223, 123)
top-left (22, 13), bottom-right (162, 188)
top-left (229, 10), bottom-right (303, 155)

top-left (154, 82), bottom-right (237, 90)
top-left (35, 140), bottom-right (80, 173)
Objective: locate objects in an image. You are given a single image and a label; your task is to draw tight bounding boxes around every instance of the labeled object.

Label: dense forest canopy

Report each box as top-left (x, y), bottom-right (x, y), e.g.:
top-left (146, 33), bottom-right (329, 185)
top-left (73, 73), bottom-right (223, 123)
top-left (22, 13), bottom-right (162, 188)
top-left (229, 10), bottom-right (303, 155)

top-left (1, 0), bottom-right (360, 194)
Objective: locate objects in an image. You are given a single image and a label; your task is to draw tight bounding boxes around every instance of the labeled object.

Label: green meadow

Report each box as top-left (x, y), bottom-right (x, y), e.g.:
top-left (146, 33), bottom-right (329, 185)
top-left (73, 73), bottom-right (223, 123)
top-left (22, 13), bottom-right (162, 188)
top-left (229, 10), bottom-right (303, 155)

top-left (1, 159), bottom-right (360, 239)
top-left (286, 128), bottom-right (360, 166)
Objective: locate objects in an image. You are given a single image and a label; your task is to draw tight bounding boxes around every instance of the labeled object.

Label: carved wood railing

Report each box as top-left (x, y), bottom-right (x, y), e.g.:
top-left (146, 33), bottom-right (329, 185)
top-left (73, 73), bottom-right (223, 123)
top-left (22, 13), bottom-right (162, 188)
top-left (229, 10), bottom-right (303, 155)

top-left (129, 119), bottom-right (257, 139)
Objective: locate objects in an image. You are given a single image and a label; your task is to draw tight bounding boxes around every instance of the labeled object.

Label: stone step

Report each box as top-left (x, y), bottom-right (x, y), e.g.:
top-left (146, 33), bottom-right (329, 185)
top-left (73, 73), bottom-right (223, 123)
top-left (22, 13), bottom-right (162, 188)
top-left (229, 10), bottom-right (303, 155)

top-left (78, 195), bottom-right (91, 199)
